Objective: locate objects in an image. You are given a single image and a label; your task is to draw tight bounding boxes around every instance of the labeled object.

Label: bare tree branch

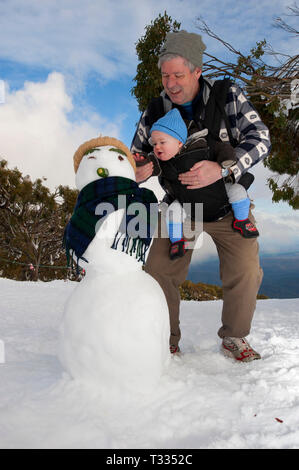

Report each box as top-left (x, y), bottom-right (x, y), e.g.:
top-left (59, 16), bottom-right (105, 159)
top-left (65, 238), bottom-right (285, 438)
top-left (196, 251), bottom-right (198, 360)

top-left (273, 2), bottom-right (299, 35)
top-left (196, 16), bottom-right (299, 106)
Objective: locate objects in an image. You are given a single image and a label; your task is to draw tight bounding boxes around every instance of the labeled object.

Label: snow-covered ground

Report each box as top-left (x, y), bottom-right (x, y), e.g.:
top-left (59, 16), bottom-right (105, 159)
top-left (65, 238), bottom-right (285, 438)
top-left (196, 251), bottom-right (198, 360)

top-left (0, 277), bottom-right (298, 449)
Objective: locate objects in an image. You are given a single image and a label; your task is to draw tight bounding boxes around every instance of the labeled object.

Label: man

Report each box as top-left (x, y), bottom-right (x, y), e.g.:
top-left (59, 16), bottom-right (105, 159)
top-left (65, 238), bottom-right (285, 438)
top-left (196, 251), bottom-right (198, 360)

top-left (131, 30), bottom-right (271, 362)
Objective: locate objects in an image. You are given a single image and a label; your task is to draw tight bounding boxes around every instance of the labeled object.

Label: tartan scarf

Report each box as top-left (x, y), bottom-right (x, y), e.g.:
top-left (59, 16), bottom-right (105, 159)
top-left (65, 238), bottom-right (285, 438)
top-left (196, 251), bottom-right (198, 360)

top-left (64, 176), bottom-right (158, 266)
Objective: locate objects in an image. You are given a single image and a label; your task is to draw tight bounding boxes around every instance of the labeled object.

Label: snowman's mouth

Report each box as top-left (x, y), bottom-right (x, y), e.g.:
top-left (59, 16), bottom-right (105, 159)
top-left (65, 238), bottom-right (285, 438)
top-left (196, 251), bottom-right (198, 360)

top-left (88, 156), bottom-right (96, 159)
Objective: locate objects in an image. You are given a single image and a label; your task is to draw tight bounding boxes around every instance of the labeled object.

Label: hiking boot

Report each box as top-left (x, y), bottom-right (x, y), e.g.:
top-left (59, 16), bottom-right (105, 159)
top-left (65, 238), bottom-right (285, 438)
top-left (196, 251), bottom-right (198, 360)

top-left (169, 239), bottom-right (188, 260)
top-left (222, 337), bottom-right (261, 362)
top-left (233, 218), bottom-right (259, 238)
top-left (170, 345), bottom-right (181, 354)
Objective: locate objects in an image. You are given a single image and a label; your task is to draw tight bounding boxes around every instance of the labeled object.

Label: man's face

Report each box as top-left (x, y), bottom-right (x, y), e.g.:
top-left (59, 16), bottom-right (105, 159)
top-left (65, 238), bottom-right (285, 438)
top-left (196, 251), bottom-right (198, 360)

top-left (161, 56), bottom-right (202, 105)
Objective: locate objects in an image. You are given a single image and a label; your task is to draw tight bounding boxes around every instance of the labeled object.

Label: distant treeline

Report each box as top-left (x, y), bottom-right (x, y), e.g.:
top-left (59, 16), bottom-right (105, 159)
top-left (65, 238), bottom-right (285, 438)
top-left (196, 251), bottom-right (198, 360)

top-left (180, 280), bottom-right (268, 301)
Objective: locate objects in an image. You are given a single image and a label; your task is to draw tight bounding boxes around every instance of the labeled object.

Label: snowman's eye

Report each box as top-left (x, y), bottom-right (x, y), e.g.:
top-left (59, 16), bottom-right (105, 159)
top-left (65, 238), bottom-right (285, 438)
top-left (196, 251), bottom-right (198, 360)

top-left (118, 155), bottom-right (124, 161)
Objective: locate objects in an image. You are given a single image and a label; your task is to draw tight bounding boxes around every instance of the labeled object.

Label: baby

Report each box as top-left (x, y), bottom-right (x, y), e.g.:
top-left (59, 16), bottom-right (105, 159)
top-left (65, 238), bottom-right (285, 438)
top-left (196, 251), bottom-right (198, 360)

top-left (149, 108), bottom-right (259, 260)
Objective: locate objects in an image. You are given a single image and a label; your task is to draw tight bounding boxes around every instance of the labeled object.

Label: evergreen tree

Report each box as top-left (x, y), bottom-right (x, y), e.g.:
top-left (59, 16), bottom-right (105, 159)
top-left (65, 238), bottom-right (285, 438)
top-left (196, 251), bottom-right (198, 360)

top-left (0, 160), bottom-right (78, 281)
top-left (131, 11), bottom-right (180, 112)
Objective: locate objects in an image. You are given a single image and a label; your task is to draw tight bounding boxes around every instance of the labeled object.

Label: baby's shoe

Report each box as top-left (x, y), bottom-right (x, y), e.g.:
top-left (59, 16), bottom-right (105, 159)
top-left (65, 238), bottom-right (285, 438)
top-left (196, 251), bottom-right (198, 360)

top-left (233, 218), bottom-right (259, 238)
top-left (169, 239), bottom-right (188, 260)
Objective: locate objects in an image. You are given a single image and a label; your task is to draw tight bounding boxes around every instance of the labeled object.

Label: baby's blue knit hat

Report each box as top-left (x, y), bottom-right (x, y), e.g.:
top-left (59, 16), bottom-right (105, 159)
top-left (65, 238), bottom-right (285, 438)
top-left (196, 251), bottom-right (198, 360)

top-left (150, 108), bottom-right (187, 144)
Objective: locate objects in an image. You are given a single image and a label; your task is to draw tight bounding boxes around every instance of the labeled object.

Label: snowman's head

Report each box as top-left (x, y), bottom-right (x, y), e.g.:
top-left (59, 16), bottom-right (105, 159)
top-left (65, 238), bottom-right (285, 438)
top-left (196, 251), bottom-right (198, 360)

top-left (73, 136), bottom-right (136, 191)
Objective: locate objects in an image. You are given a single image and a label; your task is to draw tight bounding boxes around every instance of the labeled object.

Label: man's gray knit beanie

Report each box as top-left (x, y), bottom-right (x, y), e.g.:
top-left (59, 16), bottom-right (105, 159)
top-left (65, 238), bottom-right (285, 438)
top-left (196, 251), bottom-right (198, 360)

top-left (159, 30), bottom-right (206, 69)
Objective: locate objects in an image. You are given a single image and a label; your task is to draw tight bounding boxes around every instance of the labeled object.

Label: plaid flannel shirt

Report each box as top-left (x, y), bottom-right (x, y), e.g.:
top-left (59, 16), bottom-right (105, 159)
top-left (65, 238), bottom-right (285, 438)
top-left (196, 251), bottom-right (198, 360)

top-left (131, 78), bottom-right (271, 183)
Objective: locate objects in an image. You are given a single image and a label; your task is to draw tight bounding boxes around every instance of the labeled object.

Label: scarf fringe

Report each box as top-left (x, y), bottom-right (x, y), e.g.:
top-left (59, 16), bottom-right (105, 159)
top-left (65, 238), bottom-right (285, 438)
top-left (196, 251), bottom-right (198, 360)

top-left (63, 235), bottom-right (89, 274)
top-left (111, 231), bottom-right (149, 263)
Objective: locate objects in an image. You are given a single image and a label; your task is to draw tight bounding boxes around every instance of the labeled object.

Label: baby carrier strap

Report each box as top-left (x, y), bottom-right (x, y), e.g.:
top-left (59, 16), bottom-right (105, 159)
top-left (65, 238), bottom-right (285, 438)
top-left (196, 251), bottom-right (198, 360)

top-left (146, 96), bottom-right (165, 126)
top-left (201, 78), bottom-right (238, 149)
top-left (138, 97), bottom-right (165, 154)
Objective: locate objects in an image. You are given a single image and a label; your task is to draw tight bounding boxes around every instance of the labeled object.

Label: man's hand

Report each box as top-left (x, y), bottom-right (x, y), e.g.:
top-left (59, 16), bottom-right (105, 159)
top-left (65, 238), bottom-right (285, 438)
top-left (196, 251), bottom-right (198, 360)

top-left (135, 162), bottom-right (154, 183)
top-left (133, 153), bottom-right (154, 183)
top-left (178, 160), bottom-right (222, 189)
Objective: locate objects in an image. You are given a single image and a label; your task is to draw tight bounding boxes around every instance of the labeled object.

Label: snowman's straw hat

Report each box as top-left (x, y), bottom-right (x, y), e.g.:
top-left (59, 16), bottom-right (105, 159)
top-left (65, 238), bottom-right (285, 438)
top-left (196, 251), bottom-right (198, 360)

top-left (73, 136), bottom-right (136, 173)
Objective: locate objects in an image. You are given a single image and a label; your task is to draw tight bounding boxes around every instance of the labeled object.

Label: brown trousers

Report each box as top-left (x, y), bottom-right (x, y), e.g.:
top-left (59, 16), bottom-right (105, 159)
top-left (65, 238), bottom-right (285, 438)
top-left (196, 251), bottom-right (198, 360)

top-left (144, 209), bottom-right (263, 347)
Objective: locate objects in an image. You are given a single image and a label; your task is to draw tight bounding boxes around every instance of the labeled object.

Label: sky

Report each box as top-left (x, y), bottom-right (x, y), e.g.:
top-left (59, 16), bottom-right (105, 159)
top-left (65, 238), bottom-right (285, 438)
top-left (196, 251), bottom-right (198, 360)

top-left (0, 0), bottom-right (298, 259)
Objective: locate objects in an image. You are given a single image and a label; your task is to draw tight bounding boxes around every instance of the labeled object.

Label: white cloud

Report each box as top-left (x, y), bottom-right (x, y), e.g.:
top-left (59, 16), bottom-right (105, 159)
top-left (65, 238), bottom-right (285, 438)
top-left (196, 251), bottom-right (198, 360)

top-left (0, 0), bottom-right (153, 81)
top-left (255, 208), bottom-right (299, 253)
top-left (0, 0), bottom-right (135, 80)
top-left (0, 0), bottom-right (297, 83)
top-left (0, 72), bottom-right (122, 190)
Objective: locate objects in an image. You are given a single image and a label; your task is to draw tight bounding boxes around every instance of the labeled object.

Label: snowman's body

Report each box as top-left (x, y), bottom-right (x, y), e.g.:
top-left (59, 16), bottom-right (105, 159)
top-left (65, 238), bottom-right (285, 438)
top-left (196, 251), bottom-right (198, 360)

top-left (59, 145), bottom-right (170, 394)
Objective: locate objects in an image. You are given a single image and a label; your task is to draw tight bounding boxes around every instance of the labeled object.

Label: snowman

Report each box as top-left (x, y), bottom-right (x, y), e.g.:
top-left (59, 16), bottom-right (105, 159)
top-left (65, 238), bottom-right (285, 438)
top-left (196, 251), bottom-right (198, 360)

top-left (59, 136), bottom-right (170, 396)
